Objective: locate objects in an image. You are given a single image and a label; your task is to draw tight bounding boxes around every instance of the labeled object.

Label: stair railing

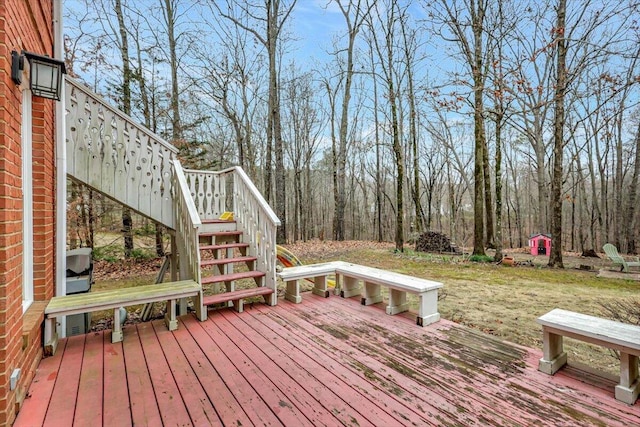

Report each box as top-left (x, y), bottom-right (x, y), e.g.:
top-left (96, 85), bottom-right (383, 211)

top-left (184, 167), bottom-right (280, 291)
top-left (65, 77), bottom-right (177, 228)
top-left (172, 160), bottom-right (202, 285)
top-left (230, 166), bottom-right (280, 293)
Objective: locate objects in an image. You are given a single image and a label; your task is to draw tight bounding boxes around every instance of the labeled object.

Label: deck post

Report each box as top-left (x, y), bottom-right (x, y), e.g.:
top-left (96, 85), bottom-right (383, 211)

top-left (538, 329), bottom-right (567, 375)
top-left (615, 353), bottom-right (640, 405)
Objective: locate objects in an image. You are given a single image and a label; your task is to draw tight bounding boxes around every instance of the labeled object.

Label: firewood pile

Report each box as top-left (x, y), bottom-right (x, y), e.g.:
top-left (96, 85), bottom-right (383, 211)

top-left (415, 231), bottom-right (461, 254)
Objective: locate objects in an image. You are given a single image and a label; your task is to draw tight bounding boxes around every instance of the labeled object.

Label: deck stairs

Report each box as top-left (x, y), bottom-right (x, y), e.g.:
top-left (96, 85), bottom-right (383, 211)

top-left (63, 76), bottom-right (280, 316)
top-left (198, 219), bottom-right (274, 311)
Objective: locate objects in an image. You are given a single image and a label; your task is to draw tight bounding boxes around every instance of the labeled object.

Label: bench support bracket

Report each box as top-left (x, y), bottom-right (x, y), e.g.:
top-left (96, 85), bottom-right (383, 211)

top-left (361, 282), bottom-right (383, 306)
top-left (538, 330), bottom-right (567, 375)
top-left (44, 319), bottom-right (58, 357)
top-left (285, 280), bottom-right (302, 304)
top-left (340, 276), bottom-right (361, 298)
top-left (615, 353), bottom-right (639, 405)
top-left (386, 289), bottom-right (409, 315)
top-left (311, 276), bottom-right (330, 298)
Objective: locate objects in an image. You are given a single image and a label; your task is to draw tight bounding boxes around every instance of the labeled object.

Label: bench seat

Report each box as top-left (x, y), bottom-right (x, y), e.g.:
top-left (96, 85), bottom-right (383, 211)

top-left (278, 262), bottom-right (347, 302)
top-left (537, 308), bottom-right (640, 405)
top-left (278, 261), bottom-right (443, 326)
top-left (45, 280), bottom-right (202, 355)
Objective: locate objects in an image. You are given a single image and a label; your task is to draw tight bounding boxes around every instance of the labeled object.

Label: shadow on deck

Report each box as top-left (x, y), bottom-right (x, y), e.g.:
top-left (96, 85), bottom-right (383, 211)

top-left (15, 293), bottom-right (639, 426)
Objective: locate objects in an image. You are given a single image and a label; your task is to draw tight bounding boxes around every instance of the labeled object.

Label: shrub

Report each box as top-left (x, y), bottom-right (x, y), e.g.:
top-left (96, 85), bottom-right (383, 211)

top-left (468, 254), bottom-right (494, 263)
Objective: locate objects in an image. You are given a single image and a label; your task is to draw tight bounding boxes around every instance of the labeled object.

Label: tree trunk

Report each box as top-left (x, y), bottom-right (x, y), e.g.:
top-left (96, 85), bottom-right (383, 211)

top-left (471, 3), bottom-right (487, 256)
top-left (548, 0), bottom-right (566, 268)
top-left (626, 120), bottom-right (640, 253)
top-left (115, 0), bottom-right (134, 258)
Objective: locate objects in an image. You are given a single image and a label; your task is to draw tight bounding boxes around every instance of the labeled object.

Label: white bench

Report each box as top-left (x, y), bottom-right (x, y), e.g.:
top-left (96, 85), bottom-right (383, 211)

top-left (537, 308), bottom-right (640, 405)
top-left (278, 261), bottom-right (443, 326)
top-left (45, 280), bottom-right (202, 355)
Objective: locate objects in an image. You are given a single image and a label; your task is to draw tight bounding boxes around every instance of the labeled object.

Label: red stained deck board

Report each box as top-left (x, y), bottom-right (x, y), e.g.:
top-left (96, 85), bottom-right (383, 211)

top-left (297, 294), bottom-right (640, 426)
top-left (199, 230), bottom-right (242, 237)
top-left (181, 316), bottom-right (283, 426)
top-left (150, 320), bottom-right (223, 427)
top-left (198, 315), bottom-right (314, 426)
top-left (202, 285), bottom-right (272, 306)
top-left (200, 256), bottom-right (256, 267)
top-left (201, 270), bottom-right (265, 286)
top-left (74, 331), bottom-right (104, 426)
top-left (15, 292), bottom-right (639, 427)
top-left (13, 339), bottom-right (68, 426)
top-left (215, 310), bottom-right (353, 427)
top-left (122, 326), bottom-right (163, 427)
top-left (289, 297), bottom-right (520, 421)
top-left (251, 302), bottom-right (455, 426)
top-left (43, 335), bottom-right (86, 427)
top-left (199, 242), bottom-right (248, 251)
top-left (102, 333), bottom-right (132, 427)
top-left (218, 309), bottom-right (402, 427)
top-left (333, 295), bottom-right (640, 424)
top-left (136, 322), bottom-right (193, 426)
top-left (295, 296), bottom-right (589, 424)
top-left (172, 318), bottom-right (253, 426)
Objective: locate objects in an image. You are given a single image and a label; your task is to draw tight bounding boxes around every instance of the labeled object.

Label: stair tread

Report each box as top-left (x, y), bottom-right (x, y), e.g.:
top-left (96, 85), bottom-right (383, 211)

top-left (203, 286), bottom-right (274, 306)
top-left (201, 219), bottom-right (236, 224)
top-left (199, 242), bottom-right (249, 251)
top-left (201, 270), bottom-right (265, 285)
top-left (199, 230), bottom-right (242, 237)
top-left (201, 256), bottom-right (257, 267)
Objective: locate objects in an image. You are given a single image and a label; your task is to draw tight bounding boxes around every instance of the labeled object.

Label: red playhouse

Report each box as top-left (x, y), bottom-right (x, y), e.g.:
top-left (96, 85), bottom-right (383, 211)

top-left (529, 233), bottom-right (551, 256)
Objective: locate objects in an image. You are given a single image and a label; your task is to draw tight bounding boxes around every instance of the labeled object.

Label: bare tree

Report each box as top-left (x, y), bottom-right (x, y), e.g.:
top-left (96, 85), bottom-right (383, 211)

top-left (425, 0), bottom-right (492, 256)
top-left (215, 0), bottom-right (296, 244)
top-left (329, 0), bottom-right (374, 241)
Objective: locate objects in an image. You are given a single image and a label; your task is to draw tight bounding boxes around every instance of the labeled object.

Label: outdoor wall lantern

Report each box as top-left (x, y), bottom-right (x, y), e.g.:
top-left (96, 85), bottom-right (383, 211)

top-left (11, 50), bottom-right (66, 101)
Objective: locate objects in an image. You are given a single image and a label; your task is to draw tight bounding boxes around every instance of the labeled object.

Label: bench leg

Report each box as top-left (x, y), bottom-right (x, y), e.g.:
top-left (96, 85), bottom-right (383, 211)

top-left (361, 282), bottom-right (383, 306)
top-left (340, 276), bottom-right (361, 298)
top-left (311, 275), bottom-right (330, 298)
top-left (615, 353), bottom-right (639, 405)
top-left (164, 298), bottom-right (179, 332)
top-left (112, 308), bottom-right (124, 343)
top-left (416, 290), bottom-right (440, 326)
top-left (194, 291), bottom-right (207, 321)
top-left (386, 289), bottom-right (409, 315)
top-left (538, 330), bottom-right (567, 375)
top-left (44, 318), bottom-right (58, 357)
top-left (285, 279), bottom-right (302, 303)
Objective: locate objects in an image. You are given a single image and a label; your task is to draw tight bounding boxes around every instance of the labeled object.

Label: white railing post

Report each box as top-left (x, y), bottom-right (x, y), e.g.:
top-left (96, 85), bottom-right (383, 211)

top-left (172, 160), bottom-right (205, 320)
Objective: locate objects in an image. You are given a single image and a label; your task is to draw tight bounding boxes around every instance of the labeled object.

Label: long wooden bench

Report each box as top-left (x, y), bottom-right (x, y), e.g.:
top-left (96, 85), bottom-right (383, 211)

top-left (278, 261), bottom-right (443, 326)
top-left (45, 280), bottom-right (202, 355)
top-left (537, 308), bottom-right (640, 405)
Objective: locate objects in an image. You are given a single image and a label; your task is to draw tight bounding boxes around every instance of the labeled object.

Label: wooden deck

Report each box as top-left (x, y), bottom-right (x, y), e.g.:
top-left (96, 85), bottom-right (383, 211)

top-left (15, 294), bottom-right (639, 426)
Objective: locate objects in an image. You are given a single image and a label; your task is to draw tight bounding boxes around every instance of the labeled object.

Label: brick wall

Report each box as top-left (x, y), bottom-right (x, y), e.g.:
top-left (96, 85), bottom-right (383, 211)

top-left (0, 0), bottom-right (56, 424)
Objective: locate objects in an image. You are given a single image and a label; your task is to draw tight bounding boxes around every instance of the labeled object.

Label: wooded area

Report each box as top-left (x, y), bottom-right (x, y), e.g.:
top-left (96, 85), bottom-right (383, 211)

top-left (64, 0), bottom-right (640, 264)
